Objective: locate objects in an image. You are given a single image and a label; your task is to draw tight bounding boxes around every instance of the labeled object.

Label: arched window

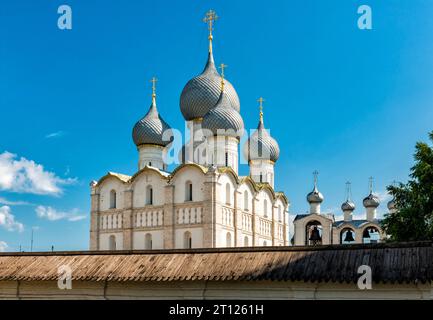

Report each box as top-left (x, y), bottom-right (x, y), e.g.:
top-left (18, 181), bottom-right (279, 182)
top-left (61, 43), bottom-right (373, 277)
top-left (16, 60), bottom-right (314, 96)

top-left (184, 231), bottom-right (192, 249)
top-left (244, 236), bottom-right (249, 247)
top-left (260, 173), bottom-right (263, 183)
top-left (109, 190), bottom-right (116, 209)
top-left (185, 181), bottom-right (193, 202)
top-left (146, 185), bottom-right (153, 205)
top-left (244, 191), bottom-right (249, 211)
top-left (278, 206), bottom-right (282, 222)
top-left (145, 233), bottom-right (152, 249)
top-left (263, 199), bottom-right (268, 217)
top-left (226, 232), bottom-right (232, 247)
top-left (225, 183), bottom-right (231, 205)
top-left (109, 235), bottom-right (116, 250)
top-left (263, 240), bottom-right (267, 246)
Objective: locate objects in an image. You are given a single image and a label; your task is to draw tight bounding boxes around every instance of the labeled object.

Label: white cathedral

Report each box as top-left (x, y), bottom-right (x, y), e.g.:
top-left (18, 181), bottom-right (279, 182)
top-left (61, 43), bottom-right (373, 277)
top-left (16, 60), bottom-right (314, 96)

top-left (89, 10), bottom-right (392, 251)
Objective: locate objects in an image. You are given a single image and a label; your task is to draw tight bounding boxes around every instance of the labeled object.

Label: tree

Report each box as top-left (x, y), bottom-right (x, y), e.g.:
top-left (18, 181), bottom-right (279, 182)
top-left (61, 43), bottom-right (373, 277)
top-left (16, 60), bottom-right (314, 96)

top-left (381, 131), bottom-right (433, 241)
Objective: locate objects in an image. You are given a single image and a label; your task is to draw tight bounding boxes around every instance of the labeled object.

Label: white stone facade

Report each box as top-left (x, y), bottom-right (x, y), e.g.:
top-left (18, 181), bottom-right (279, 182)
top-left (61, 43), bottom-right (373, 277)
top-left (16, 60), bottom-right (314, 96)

top-left (90, 165), bottom-right (289, 250)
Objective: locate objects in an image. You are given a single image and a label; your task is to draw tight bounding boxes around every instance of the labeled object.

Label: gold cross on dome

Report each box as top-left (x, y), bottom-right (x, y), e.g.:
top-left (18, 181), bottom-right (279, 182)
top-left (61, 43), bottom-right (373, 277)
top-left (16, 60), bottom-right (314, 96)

top-left (203, 10), bottom-right (219, 37)
top-left (219, 63), bottom-right (227, 78)
top-left (218, 63), bottom-right (227, 91)
top-left (257, 97), bottom-right (265, 119)
top-left (257, 97), bottom-right (265, 110)
top-left (150, 77), bottom-right (158, 97)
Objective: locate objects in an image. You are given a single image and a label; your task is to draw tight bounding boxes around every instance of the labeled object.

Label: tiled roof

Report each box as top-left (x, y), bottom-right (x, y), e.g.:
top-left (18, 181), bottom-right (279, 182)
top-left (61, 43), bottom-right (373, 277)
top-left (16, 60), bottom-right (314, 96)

top-left (1, 242), bottom-right (432, 284)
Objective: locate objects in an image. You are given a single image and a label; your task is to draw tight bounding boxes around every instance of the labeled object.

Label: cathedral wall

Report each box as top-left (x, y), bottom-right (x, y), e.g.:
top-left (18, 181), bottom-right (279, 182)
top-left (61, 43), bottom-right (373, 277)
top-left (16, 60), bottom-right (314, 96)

top-left (99, 232), bottom-right (123, 250)
top-left (214, 227), bottom-right (235, 247)
top-left (255, 236), bottom-right (272, 246)
top-left (172, 167), bottom-right (206, 204)
top-left (133, 230), bottom-right (164, 250)
top-left (255, 189), bottom-right (273, 219)
top-left (237, 182), bottom-right (254, 212)
top-left (217, 173), bottom-right (236, 206)
top-left (274, 199), bottom-right (285, 223)
top-left (240, 234), bottom-right (253, 247)
top-left (98, 178), bottom-right (125, 211)
top-left (131, 171), bottom-right (166, 207)
top-left (174, 227), bottom-right (203, 249)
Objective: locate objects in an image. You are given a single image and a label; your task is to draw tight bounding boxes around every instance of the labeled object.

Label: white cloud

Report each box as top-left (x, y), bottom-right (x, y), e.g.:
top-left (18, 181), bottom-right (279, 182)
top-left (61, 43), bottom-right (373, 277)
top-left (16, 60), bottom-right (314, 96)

top-left (376, 190), bottom-right (392, 203)
top-left (45, 131), bottom-right (65, 139)
top-left (0, 151), bottom-right (76, 195)
top-left (0, 206), bottom-right (24, 232)
top-left (35, 206), bottom-right (86, 222)
top-left (0, 241), bottom-right (7, 252)
top-left (0, 197), bottom-right (32, 206)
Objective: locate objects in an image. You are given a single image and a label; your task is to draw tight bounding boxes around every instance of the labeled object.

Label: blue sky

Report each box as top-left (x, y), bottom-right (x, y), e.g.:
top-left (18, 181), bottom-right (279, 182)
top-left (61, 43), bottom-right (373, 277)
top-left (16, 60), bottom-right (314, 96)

top-left (1, 0), bottom-right (433, 252)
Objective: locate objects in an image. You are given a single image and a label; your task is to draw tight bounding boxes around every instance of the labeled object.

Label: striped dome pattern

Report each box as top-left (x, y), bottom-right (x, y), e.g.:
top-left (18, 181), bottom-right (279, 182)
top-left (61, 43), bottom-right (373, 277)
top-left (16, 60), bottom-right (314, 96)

top-left (180, 53), bottom-right (240, 121)
top-left (243, 118), bottom-right (280, 163)
top-left (132, 98), bottom-right (172, 147)
top-left (202, 90), bottom-right (244, 138)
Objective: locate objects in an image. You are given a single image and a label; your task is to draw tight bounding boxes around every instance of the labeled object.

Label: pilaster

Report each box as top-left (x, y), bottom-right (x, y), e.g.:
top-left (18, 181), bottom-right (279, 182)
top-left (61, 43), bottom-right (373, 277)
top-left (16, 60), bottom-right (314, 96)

top-left (122, 189), bottom-right (133, 250)
top-left (252, 195), bottom-right (259, 246)
top-left (163, 184), bottom-right (175, 249)
top-left (202, 168), bottom-right (217, 248)
top-left (89, 187), bottom-right (100, 250)
top-left (234, 188), bottom-right (242, 247)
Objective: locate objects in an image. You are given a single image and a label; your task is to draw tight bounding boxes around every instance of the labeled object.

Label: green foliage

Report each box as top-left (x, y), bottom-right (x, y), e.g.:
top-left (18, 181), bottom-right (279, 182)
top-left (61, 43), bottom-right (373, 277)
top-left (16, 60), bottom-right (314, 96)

top-left (382, 131), bottom-right (433, 241)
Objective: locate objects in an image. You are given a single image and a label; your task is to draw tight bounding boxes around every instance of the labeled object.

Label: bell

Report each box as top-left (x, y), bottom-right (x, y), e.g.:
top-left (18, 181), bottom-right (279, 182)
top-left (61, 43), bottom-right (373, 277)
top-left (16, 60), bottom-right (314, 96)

top-left (363, 229), bottom-right (370, 238)
top-left (343, 230), bottom-right (355, 242)
top-left (309, 226), bottom-right (322, 241)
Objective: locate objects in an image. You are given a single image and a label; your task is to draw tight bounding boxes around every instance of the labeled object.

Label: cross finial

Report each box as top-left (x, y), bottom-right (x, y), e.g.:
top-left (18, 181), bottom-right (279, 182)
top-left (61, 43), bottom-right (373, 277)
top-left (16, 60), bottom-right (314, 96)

top-left (219, 63), bottom-right (227, 92)
top-left (150, 77), bottom-right (158, 98)
top-left (219, 63), bottom-right (227, 78)
top-left (345, 181), bottom-right (352, 200)
top-left (369, 176), bottom-right (374, 194)
top-left (203, 10), bottom-right (218, 38)
top-left (313, 170), bottom-right (319, 189)
top-left (257, 97), bottom-right (265, 120)
top-left (203, 10), bottom-right (218, 53)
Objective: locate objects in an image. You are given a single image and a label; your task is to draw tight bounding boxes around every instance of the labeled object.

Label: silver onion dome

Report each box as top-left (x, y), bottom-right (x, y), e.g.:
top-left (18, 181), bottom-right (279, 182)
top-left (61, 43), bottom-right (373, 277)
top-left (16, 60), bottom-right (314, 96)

top-left (243, 115), bottom-right (280, 163)
top-left (180, 52), bottom-right (240, 121)
top-left (307, 187), bottom-right (324, 204)
top-left (132, 95), bottom-right (172, 147)
top-left (387, 198), bottom-right (396, 211)
top-left (363, 193), bottom-right (380, 208)
top-left (202, 88), bottom-right (244, 138)
top-left (341, 200), bottom-right (356, 211)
